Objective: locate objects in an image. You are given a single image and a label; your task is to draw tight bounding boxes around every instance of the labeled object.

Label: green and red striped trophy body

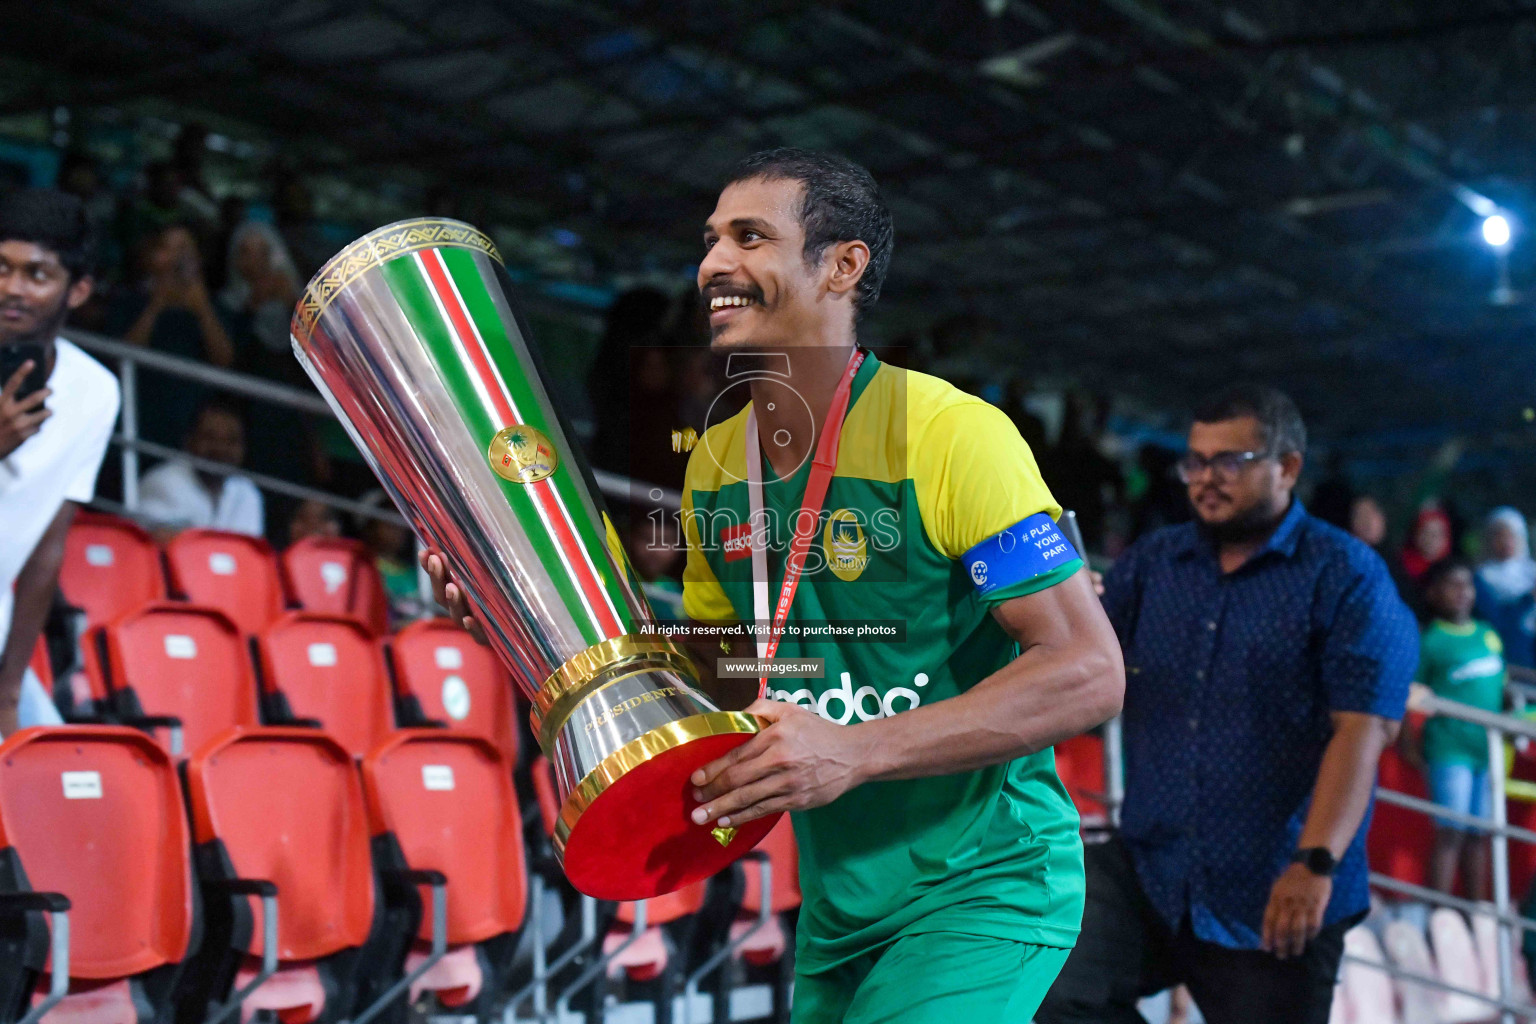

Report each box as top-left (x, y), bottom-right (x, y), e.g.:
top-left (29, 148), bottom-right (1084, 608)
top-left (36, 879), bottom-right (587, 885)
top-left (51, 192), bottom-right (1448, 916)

top-left (291, 218), bottom-right (777, 899)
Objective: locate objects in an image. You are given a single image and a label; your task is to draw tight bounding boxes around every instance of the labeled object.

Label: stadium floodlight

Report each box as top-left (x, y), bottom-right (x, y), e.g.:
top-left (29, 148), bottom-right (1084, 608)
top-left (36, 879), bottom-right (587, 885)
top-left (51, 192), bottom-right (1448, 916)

top-left (1483, 213), bottom-right (1513, 248)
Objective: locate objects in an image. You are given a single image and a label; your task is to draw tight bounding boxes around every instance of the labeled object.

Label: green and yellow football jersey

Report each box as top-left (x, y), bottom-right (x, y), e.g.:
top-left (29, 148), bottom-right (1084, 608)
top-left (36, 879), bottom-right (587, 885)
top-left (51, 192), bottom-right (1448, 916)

top-left (681, 351), bottom-right (1086, 973)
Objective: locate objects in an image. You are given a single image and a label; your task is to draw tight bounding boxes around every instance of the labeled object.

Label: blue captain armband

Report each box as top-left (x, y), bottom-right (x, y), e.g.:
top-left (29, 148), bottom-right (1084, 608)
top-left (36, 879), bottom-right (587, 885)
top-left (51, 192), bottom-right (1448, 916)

top-left (962, 513), bottom-right (1081, 597)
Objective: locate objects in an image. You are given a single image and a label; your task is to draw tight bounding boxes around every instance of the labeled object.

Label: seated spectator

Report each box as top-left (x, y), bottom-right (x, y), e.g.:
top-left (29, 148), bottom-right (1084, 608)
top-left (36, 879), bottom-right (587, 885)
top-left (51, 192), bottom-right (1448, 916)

top-left (138, 398), bottom-right (263, 541)
top-left (219, 220), bottom-right (300, 380)
top-left (108, 223), bottom-right (235, 445)
top-left (1402, 557), bottom-right (1506, 900)
top-left (287, 498), bottom-right (341, 547)
top-left (1474, 506), bottom-right (1536, 671)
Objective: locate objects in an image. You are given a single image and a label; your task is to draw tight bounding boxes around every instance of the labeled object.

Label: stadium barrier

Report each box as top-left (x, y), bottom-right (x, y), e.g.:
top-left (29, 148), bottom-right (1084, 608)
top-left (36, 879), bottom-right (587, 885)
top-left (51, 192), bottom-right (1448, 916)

top-left (64, 326), bottom-right (682, 531)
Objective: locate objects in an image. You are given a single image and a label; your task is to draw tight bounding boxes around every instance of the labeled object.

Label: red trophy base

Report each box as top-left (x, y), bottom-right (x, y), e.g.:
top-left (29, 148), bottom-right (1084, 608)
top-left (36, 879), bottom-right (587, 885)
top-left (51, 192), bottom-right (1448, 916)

top-left (559, 729), bottom-right (783, 901)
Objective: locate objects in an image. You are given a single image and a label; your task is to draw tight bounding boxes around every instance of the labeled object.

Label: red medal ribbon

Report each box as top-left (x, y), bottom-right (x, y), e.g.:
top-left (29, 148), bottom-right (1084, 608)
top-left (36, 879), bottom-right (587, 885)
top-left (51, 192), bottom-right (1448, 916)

top-left (745, 347), bottom-right (865, 698)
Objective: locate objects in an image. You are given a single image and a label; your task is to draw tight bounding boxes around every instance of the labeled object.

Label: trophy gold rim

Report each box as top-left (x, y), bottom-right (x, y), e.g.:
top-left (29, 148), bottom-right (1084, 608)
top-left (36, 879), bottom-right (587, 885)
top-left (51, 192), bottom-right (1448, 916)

top-left (552, 710), bottom-right (762, 852)
top-left (291, 216), bottom-right (503, 344)
top-left (529, 632), bottom-right (697, 745)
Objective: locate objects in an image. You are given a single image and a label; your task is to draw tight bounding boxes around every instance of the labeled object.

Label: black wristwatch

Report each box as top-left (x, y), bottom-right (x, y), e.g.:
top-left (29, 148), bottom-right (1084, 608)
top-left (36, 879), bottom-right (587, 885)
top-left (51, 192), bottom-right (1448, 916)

top-left (1292, 847), bottom-right (1337, 877)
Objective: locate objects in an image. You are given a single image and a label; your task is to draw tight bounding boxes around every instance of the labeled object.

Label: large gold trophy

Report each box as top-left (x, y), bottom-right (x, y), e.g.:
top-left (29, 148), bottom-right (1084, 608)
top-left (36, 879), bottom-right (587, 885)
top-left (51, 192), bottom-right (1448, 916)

top-left (291, 219), bottom-right (777, 899)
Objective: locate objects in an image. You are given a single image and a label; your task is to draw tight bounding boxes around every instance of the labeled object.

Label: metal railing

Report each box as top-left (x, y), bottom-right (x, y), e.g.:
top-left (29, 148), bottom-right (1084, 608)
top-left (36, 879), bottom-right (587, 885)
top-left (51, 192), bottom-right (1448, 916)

top-left (64, 327), bottom-right (682, 528)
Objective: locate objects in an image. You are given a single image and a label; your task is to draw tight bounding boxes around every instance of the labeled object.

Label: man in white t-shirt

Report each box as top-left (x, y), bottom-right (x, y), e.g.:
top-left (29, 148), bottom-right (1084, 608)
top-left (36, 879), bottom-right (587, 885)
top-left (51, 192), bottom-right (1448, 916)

top-left (0, 189), bottom-right (120, 738)
top-left (138, 397), bottom-right (264, 540)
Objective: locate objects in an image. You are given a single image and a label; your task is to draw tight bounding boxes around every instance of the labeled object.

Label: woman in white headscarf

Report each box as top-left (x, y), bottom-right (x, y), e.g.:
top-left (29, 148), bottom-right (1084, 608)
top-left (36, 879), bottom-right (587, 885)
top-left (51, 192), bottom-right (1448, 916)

top-left (218, 220), bottom-right (300, 377)
top-left (1474, 507), bottom-right (1536, 668)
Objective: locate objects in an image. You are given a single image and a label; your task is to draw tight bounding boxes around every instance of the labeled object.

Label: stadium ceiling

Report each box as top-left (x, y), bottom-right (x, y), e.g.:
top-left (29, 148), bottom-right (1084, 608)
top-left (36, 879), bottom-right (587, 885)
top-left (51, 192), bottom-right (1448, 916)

top-left (6, 0), bottom-right (1536, 445)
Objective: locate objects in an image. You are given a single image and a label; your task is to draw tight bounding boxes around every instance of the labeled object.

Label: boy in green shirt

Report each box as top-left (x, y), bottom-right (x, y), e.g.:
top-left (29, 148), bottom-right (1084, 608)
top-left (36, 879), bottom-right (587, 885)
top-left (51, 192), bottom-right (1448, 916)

top-left (1407, 556), bottom-right (1507, 899)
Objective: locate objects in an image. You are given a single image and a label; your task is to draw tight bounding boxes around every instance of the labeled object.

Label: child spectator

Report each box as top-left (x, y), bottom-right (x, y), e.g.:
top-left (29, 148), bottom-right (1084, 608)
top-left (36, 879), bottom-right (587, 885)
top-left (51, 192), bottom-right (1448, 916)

top-left (1405, 556), bottom-right (1508, 899)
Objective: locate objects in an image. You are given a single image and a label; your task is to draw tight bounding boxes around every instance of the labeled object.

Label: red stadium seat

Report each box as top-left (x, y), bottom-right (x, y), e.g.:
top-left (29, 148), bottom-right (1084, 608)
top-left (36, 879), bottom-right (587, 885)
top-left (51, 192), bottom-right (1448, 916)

top-left (361, 731), bottom-right (527, 1013)
top-left (1054, 733), bottom-right (1109, 829)
top-left (96, 603), bottom-right (260, 758)
top-left (280, 538), bottom-right (388, 637)
top-left (253, 613), bottom-right (394, 759)
top-left (387, 619), bottom-right (518, 767)
top-left (606, 883), bottom-right (711, 984)
top-left (1368, 718), bottom-right (1432, 889)
top-left (660, 817), bottom-right (801, 1024)
top-left (77, 627), bottom-right (109, 707)
top-left (0, 726), bottom-right (195, 1024)
top-left (58, 513), bottom-right (165, 630)
top-left (183, 727), bottom-right (378, 1024)
top-left (733, 817), bottom-right (800, 967)
top-left (163, 530), bottom-right (286, 637)
top-left (1507, 797), bottom-right (1536, 900)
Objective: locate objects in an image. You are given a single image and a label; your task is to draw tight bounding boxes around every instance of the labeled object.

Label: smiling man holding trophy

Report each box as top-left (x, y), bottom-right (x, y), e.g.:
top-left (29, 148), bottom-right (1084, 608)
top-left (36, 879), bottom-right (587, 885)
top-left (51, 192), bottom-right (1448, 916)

top-left (416, 148), bottom-right (1125, 1024)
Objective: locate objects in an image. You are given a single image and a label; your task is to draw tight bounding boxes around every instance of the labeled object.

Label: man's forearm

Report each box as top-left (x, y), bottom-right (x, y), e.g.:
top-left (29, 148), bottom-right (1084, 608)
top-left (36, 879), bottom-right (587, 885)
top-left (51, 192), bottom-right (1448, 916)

top-left (0, 504), bottom-right (75, 716)
top-left (1298, 712), bottom-right (1400, 857)
top-left (192, 300), bottom-right (235, 367)
top-left (123, 298), bottom-right (164, 346)
top-left (859, 636), bottom-right (1123, 782)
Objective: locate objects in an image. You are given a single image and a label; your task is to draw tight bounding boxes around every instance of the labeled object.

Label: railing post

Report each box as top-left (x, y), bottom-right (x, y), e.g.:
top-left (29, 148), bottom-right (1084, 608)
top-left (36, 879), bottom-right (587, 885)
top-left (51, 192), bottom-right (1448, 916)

top-left (1103, 715), bottom-right (1124, 827)
top-left (1489, 722), bottom-right (1516, 1024)
top-left (119, 358), bottom-right (138, 511)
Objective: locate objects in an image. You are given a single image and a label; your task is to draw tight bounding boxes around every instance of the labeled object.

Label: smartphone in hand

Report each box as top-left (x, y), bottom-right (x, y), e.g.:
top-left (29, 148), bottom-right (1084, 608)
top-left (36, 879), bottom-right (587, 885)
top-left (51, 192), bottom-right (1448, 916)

top-left (0, 343), bottom-right (49, 401)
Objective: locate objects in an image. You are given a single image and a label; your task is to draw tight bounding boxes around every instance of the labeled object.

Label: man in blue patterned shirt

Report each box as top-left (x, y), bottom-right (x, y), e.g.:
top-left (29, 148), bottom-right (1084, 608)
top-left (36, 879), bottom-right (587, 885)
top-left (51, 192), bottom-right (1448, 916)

top-left (1039, 385), bottom-right (1417, 1024)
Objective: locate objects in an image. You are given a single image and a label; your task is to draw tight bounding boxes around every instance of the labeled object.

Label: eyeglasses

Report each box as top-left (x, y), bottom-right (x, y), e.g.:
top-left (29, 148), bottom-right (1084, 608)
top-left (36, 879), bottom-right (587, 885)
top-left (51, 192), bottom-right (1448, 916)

top-left (1175, 449), bottom-right (1272, 483)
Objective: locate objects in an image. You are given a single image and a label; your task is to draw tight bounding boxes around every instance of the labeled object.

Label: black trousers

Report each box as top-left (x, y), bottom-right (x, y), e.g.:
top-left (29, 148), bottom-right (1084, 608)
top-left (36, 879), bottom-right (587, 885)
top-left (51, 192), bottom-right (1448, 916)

top-left (1036, 837), bottom-right (1354, 1024)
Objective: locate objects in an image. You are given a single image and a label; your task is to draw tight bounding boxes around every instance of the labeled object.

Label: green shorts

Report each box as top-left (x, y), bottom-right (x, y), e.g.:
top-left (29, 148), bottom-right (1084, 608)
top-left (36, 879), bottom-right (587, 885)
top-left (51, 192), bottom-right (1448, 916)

top-left (791, 931), bottom-right (1072, 1024)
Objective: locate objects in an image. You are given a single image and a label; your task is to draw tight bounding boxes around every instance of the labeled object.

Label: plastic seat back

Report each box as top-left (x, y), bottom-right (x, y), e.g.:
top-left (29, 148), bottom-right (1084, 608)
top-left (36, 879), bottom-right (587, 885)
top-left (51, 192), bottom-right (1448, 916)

top-left (254, 614), bottom-right (394, 759)
top-left (1508, 797), bottom-right (1536, 899)
top-left (742, 816), bottom-right (801, 914)
top-left (59, 513), bottom-right (165, 629)
top-left (615, 881), bottom-right (708, 928)
top-left (1431, 907), bottom-right (1488, 1022)
top-left (1369, 728), bottom-right (1432, 887)
top-left (1381, 917), bottom-right (1442, 1024)
top-left (0, 727), bottom-right (194, 979)
top-left (186, 727), bottom-right (375, 962)
top-left (1054, 734), bottom-right (1107, 827)
top-left (362, 732), bottom-right (527, 945)
top-left (1334, 926), bottom-right (1396, 1024)
top-left (164, 530), bottom-right (285, 636)
top-left (101, 603), bottom-right (260, 757)
top-left (388, 620), bottom-right (517, 766)
top-left (281, 538), bottom-right (388, 637)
